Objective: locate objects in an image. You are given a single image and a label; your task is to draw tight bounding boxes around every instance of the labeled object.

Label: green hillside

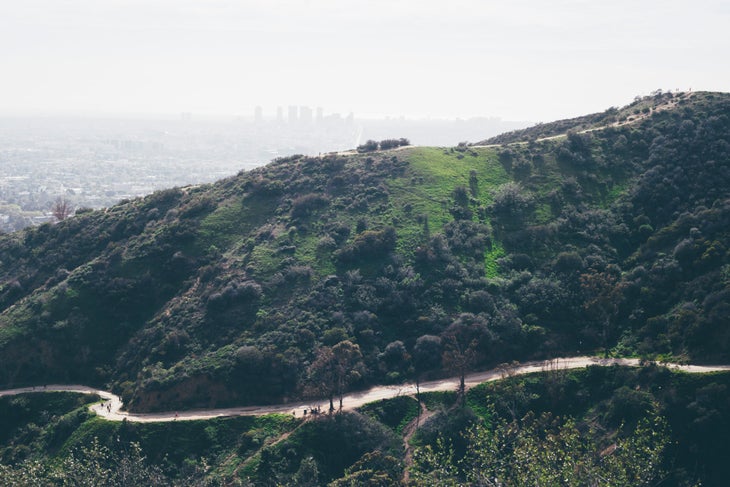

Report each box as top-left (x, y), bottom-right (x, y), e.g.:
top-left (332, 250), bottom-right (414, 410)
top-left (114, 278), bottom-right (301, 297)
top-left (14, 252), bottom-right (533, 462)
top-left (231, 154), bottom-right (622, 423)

top-left (0, 91), bottom-right (729, 417)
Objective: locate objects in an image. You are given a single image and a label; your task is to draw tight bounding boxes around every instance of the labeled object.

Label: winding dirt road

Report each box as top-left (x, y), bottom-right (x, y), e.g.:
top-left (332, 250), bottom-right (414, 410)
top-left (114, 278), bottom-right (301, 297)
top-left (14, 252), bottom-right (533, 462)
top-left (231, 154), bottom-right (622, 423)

top-left (1, 356), bottom-right (728, 423)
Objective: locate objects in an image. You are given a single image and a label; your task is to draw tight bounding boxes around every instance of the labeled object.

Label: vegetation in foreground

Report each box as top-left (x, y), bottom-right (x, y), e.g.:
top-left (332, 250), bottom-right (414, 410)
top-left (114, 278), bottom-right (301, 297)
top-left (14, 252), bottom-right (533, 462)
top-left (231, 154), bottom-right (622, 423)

top-left (1, 365), bottom-right (730, 486)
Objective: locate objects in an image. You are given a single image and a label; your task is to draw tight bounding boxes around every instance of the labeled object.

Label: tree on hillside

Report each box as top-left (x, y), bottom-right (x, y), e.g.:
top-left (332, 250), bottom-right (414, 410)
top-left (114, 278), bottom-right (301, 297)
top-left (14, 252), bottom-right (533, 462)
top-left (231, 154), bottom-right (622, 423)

top-left (379, 138), bottom-right (410, 150)
top-left (441, 314), bottom-right (492, 403)
top-left (307, 346), bottom-right (338, 412)
top-left (332, 340), bottom-right (364, 410)
top-left (489, 182), bottom-right (534, 229)
top-left (52, 197), bottom-right (73, 222)
top-left (356, 138), bottom-right (409, 152)
top-left (442, 331), bottom-right (480, 405)
top-left (356, 140), bottom-right (379, 153)
top-left (413, 335), bottom-right (442, 423)
top-left (413, 335), bottom-right (442, 380)
top-left (580, 267), bottom-right (625, 357)
top-left (469, 170), bottom-right (479, 197)
top-left (378, 340), bottom-right (411, 381)
top-left (306, 340), bottom-right (364, 412)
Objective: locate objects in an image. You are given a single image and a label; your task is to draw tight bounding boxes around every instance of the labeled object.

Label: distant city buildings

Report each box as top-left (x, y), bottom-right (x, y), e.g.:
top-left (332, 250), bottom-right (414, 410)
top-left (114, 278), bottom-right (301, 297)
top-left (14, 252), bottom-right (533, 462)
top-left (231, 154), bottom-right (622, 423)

top-left (288, 106), bottom-right (298, 125)
top-left (299, 106), bottom-right (313, 125)
top-left (255, 105), bottom-right (355, 127)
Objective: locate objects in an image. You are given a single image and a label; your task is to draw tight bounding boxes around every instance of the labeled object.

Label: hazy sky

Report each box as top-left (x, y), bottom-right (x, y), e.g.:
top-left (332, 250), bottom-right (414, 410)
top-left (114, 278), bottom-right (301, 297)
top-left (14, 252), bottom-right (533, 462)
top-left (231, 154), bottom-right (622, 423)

top-left (1, 0), bottom-right (728, 121)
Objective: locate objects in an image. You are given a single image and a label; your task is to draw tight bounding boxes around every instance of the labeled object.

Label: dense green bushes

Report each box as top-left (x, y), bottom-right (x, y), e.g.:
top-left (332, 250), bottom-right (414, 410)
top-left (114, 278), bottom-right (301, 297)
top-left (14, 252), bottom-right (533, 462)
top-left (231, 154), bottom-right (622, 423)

top-left (357, 138), bottom-right (410, 152)
top-left (410, 366), bottom-right (730, 486)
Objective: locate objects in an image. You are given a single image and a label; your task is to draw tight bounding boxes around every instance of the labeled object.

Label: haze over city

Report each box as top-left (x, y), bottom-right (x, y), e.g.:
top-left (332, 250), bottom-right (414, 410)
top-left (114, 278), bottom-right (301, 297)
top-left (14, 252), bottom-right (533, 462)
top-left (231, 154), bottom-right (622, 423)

top-left (1, 0), bottom-right (729, 231)
top-left (2, 0), bottom-right (729, 121)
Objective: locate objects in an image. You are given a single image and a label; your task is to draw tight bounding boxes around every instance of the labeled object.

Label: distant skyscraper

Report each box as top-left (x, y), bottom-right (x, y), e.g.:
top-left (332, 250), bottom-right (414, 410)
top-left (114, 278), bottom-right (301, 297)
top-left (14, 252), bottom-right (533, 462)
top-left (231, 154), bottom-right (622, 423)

top-left (277, 106), bottom-right (284, 123)
top-left (288, 105), bottom-right (298, 124)
top-left (254, 106), bottom-right (263, 124)
top-left (300, 106), bottom-right (313, 124)
top-left (316, 107), bottom-right (323, 123)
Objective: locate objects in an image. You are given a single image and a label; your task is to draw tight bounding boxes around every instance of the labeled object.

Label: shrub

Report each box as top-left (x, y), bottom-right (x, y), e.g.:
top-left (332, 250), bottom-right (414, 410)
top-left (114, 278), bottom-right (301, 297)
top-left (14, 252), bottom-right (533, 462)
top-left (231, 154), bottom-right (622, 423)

top-left (335, 227), bottom-right (397, 264)
top-left (356, 140), bottom-right (379, 153)
top-left (490, 182), bottom-right (535, 224)
top-left (291, 194), bottom-right (329, 219)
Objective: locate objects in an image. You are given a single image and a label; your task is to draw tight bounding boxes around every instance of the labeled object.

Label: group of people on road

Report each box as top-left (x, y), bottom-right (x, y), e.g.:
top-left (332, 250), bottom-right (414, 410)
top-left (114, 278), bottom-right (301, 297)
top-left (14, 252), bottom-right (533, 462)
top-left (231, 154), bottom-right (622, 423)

top-left (294, 406), bottom-right (322, 417)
